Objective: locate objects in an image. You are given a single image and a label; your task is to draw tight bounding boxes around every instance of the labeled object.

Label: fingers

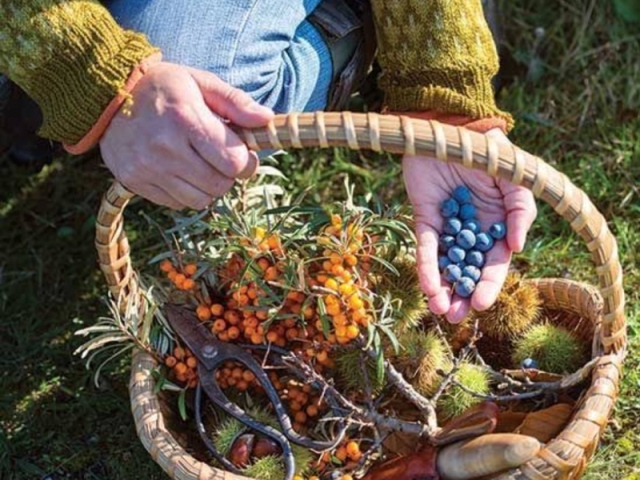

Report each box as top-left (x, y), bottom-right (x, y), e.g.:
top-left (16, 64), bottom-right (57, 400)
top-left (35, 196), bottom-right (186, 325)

top-left (470, 243), bottom-right (512, 312)
top-left (500, 182), bottom-right (537, 253)
top-left (188, 67), bottom-right (274, 127)
top-left (188, 107), bottom-right (261, 179)
top-left (447, 298), bottom-right (471, 324)
top-left (413, 218), bottom-right (452, 316)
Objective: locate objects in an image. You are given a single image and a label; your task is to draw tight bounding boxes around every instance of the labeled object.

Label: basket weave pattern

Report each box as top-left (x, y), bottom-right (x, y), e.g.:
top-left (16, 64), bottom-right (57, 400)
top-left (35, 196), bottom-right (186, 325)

top-left (95, 112), bottom-right (626, 480)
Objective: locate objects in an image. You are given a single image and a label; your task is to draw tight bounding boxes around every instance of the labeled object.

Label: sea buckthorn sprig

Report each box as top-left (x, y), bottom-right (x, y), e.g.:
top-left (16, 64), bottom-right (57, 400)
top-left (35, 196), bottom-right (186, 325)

top-left (438, 185), bottom-right (508, 298)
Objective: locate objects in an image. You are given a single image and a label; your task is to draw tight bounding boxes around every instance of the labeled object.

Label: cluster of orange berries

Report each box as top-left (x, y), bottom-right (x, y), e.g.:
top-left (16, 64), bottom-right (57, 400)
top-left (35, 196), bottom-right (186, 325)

top-left (311, 214), bottom-right (373, 345)
top-left (164, 346), bottom-right (199, 388)
top-left (309, 438), bottom-right (362, 476)
top-left (160, 260), bottom-right (198, 291)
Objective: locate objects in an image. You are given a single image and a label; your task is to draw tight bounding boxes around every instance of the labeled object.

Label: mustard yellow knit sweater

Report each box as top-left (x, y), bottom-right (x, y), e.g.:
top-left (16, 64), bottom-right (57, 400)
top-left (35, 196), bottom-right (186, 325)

top-left (0, 0), bottom-right (511, 145)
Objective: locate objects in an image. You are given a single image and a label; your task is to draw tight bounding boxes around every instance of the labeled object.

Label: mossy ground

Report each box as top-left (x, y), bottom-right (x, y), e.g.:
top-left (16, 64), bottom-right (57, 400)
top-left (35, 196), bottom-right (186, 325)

top-left (2, 0), bottom-right (640, 478)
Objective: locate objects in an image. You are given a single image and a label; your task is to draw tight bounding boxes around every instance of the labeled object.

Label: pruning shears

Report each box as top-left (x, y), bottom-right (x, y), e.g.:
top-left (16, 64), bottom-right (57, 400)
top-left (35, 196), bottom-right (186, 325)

top-left (165, 304), bottom-right (346, 480)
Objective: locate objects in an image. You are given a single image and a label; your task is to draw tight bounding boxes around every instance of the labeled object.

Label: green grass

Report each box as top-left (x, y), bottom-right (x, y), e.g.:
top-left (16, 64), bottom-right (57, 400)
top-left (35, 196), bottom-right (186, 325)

top-left (1, 0), bottom-right (640, 478)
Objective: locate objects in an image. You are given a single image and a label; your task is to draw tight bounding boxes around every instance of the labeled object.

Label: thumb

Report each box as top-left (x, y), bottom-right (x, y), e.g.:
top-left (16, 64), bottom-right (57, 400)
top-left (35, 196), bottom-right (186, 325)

top-left (187, 67), bottom-right (274, 127)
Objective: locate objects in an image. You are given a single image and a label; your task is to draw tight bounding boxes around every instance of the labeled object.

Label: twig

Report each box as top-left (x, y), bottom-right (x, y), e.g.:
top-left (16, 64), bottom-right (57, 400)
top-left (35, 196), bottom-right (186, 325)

top-left (361, 340), bottom-right (438, 431)
top-left (282, 353), bottom-right (434, 438)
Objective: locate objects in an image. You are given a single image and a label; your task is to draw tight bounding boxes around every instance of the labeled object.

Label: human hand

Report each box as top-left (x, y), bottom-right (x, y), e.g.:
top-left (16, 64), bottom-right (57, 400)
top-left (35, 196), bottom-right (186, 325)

top-left (402, 128), bottom-right (537, 323)
top-left (100, 61), bottom-right (274, 209)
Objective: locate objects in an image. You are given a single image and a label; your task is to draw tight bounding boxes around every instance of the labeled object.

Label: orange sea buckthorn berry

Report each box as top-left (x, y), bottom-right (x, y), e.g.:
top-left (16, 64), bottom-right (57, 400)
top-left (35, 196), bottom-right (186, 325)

top-left (250, 332), bottom-right (264, 344)
top-left (335, 446), bottom-right (348, 462)
top-left (330, 214), bottom-right (342, 226)
top-left (332, 313), bottom-right (348, 326)
top-left (167, 270), bottom-right (178, 281)
top-left (345, 441), bottom-right (360, 459)
top-left (339, 283), bottom-right (355, 296)
top-left (324, 278), bottom-right (339, 291)
top-left (160, 260), bottom-right (174, 273)
top-left (265, 266), bottom-right (279, 281)
top-left (174, 362), bottom-right (188, 376)
top-left (196, 304), bottom-right (211, 319)
top-left (174, 346), bottom-right (186, 360)
top-left (331, 264), bottom-right (345, 276)
top-left (228, 326), bottom-right (240, 340)
top-left (294, 411), bottom-right (307, 424)
top-left (254, 226), bottom-right (266, 240)
top-left (184, 263), bottom-right (197, 276)
top-left (213, 319), bottom-right (226, 333)
top-left (348, 296), bottom-right (364, 310)
top-left (346, 325), bottom-right (360, 340)
top-left (306, 404), bottom-right (319, 417)
top-left (341, 475), bottom-right (354, 480)
top-left (182, 278), bottom-right (196, 290)
top-left (315, 350), bottom-right (329, 364)
top-left (257, 257), bottom-right (270, 271)
top-left (329, 253), bottom-right (342, 265)
top-left (322, 260), bottom-right (333, 272)
top-left (303, 306), bottom-right (315, 319)
top-left (186, 357), bottom-right (197, 369)
top-left (210, 304), bottom-right (224, 316)
top-left (344, 254), bottom-right (358, 267)
top-left (266, 331), bottom-right (279, 343)
top-left (165, 356), bottom-right (177, 368)
top-left (326, 303), bottom-right (341, 317)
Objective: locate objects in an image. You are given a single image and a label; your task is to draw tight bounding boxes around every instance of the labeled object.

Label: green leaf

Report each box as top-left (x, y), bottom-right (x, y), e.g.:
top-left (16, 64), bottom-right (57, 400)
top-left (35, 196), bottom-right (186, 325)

top-left (378, 324), bottom-right (401, 355)
top-left (178, 388), bottom-right (188, 421)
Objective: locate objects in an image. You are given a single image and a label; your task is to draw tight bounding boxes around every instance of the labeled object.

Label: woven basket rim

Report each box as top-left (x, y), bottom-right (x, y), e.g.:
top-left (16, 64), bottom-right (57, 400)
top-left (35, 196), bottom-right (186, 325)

top-left (96, 112), bottom-right (627, 480)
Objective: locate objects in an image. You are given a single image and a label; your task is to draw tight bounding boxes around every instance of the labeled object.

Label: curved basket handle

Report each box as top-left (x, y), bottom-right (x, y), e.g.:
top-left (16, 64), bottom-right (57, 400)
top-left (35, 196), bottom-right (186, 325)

top-left (95, 112), bottom-right (626, 355)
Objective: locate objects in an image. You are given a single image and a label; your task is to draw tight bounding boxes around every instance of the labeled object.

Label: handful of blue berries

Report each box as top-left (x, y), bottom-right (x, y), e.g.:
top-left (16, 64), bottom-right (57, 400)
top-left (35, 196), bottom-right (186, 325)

top-left (438, 185), bottom-right (507, 298)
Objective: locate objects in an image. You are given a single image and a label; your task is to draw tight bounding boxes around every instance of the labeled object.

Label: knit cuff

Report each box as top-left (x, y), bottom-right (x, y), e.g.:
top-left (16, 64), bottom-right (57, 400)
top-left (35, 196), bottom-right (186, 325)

top-left (64, 53), bottom-right (163, 155)
top-left (381, 70), bottom-right (514, 132)
top-left (26, 9), bottom-right (159, 143)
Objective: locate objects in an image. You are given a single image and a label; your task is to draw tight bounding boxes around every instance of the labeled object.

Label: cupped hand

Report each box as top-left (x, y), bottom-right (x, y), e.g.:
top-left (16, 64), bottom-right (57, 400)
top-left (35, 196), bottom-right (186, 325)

top-left (100, 61), bottom-right (274, 210)
top-left (402, 129), bottom-right (537, 323)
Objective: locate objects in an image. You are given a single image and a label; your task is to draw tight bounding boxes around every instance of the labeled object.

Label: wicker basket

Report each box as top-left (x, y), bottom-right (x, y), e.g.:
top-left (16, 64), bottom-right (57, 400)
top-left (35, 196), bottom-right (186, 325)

top-left (95, 112), bottom-right (626, 480)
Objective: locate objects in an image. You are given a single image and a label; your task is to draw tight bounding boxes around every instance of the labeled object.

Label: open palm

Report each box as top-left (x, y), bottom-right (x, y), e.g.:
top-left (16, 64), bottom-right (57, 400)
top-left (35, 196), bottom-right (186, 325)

top-left (402, 130), bottom-right (537, 323)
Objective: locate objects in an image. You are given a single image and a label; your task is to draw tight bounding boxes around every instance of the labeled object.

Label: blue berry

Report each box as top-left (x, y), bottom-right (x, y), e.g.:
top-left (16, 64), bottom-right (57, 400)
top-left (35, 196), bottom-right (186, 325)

top-left (474, 232), bottom-right (494, 252)
top-left (447, 246), bottom-right (466, 263)
top-left (456, 229), bottom-right (476, 250)
top-left (440, 198), bottom-right (460, 218)
top-left (443, 264), bottom-right (462, 283)
top-left (465, 250), bottom-right (485, 268)
top-left (489, 222), bottom-right (507, 240)
top-left (443, 218), bottom-right (462, 235)
top-left (438, 235), bottom-right (456, 253)
top-left (455, 277), bottom-right (476, 298)
top-left (462, 219), bottom-right (481, 234)
top-left (521, 358), bottom-right (539, 370)
top-left (459, 203), bottom-right (477, 220)
top-left (462, 265), bottom-right (481, 282)
top-left (452, 185), bottom-right (473, 204)
top-left (438, 256), bottom-right (451, 270)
